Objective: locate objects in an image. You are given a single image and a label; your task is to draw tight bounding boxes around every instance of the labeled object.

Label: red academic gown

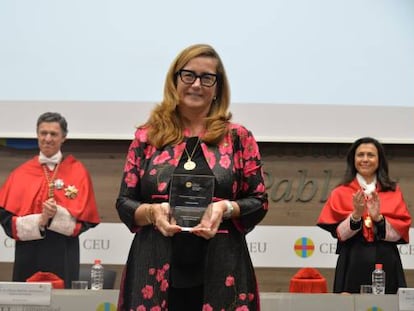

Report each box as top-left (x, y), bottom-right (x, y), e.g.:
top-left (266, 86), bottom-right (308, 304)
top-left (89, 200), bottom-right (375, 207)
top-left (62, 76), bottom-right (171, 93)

top-left (317, 179), bottom-right (411, 293)
top-left (0, 155), bottom-right (100, 288)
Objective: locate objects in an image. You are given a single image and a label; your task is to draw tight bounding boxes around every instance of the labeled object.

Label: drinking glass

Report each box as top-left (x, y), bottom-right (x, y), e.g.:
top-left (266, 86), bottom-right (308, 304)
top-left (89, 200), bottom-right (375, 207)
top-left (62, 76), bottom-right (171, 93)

top-left (360, 284), bottom-right (373, 294)
top-left (71, 280), bottom-right (88, 289)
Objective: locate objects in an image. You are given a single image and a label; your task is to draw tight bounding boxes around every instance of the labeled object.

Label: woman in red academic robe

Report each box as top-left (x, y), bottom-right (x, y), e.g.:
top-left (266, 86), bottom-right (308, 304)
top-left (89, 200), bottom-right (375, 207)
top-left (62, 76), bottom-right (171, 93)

top-left (317, 137), bottom-right (411, 294)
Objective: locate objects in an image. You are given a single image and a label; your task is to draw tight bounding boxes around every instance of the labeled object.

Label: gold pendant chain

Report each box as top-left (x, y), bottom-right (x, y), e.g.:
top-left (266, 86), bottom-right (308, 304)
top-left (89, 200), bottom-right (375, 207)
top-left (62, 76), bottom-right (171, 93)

top-left (183, 137), bottom-right (200, 170)
top-left (42, 162), bottom-right (60, 198)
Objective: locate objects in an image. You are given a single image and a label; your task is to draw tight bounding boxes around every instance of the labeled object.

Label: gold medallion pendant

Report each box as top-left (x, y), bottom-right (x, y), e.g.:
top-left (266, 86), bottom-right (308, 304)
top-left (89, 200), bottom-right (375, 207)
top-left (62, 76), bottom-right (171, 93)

top-left (364, 216), bottom-right (372, 228)
top-left (183, 137), bottom-right (200, 171)
top-left (184, 160), bottom-right (196, 171)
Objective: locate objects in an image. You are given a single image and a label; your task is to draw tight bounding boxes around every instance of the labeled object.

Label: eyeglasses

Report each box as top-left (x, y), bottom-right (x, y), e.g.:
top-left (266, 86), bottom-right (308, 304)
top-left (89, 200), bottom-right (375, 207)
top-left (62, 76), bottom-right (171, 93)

top-left (176, 69), bottom-right (218, 87)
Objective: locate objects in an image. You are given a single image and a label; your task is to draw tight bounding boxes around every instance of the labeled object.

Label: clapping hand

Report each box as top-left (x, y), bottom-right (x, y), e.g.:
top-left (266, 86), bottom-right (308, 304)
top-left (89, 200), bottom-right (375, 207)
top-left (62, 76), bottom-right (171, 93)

top-left (352, 190), bottom-right (366, 219)
top-left (366, 192), bottom-right (382, 222)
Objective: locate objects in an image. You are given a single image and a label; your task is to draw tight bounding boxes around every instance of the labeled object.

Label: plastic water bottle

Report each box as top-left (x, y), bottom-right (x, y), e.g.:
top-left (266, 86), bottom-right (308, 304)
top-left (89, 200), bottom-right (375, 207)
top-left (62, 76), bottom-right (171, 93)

top-left (91, 259), bottom-right (104, 290)
top-left (372, 263), bottom-right (385, 294)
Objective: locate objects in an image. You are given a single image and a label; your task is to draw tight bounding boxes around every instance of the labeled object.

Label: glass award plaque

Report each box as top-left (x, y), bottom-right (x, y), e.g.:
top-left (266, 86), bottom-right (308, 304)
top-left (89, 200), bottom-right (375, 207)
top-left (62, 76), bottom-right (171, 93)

top-left (169, 174), bottom-right (215, 230)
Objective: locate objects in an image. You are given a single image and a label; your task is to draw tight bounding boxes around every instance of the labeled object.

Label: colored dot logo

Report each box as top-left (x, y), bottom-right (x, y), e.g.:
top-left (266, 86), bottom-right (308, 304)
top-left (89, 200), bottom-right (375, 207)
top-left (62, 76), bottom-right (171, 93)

top-left (367, 307), bottom-right (383, 311)
top-left (96, 302), bottom-right (117, 311)
top-left (294, 237), bottom-right (315, 258)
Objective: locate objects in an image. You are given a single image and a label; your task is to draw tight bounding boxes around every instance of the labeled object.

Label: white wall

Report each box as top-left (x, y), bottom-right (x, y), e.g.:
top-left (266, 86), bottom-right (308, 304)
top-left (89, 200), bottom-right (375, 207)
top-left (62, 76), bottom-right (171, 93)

top-left (0, 0), bottom-right (413, 143)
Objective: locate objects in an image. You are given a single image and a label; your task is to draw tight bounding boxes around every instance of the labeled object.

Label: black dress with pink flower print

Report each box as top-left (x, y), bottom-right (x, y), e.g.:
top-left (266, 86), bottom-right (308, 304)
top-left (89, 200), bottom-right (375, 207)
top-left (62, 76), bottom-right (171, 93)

top-left (116, 123), bottom-right (268, 311)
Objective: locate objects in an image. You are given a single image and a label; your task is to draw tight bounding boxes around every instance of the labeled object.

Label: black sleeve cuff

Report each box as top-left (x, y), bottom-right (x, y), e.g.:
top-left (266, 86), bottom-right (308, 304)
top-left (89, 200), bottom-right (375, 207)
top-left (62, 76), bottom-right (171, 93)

top-left (39, 226), bottom-right (46, 237)
top-left (350, 217), bottom-right (362, 231)
top-left (374, 217), bottom-right (386, 240)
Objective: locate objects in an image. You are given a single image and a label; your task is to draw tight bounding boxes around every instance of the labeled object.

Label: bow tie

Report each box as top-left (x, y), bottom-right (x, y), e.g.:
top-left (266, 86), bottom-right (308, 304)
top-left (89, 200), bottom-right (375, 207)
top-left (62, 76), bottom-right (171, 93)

top-left (38, 151), bottom-right (62, 167)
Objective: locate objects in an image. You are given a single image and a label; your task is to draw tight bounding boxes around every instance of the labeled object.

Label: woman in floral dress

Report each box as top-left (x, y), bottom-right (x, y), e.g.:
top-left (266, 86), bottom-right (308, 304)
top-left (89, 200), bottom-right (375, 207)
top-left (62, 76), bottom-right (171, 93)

top-left (116, 44), bottom-right (268, 311)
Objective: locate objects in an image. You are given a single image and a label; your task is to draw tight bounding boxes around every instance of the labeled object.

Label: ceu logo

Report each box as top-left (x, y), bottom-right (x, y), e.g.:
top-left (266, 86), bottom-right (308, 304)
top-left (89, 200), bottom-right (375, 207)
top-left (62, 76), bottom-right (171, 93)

top-left (367, 307), bottom-right (383, 311)
top-left (96, 302), bottom-right (117, 311)
top-left (293, 237), bottom-right (315, 258)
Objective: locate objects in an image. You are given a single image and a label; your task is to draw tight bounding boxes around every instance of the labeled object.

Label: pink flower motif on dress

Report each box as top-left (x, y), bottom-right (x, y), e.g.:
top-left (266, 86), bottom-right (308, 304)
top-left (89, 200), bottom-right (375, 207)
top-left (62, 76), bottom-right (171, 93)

top-left (153, 151), bottom-right (171, 165)
top-left (168, 142), bottom-right (185, 166)
top-left (173, 143), bottom-right (186, 158)
top-left (225, 275), bottom-right (235, 287)
top-left (244, 160), bottom-right (258, 177)
top-left (242, 136), bottom-right (258, 159)
top-left (137, 305), bottom-right (146, 311)
top-left (158, 182), bottom-right (167, 192)
top-left (124, 155), bottom-right (135, 172)
top-left (130, 138), bottom-right (140, 149)
top-left (125, 172), bottom-right (138, 188)
top-left (141, 285), bottom-right (154, 299)
top-left (202, 304), bottom-right (213, 311)
top-left (233, 151), bottom-right (242, 170)
top-left (224, 273), bottom-right (256, 309)
top-left (168, 157), bottom-right (179, 166)
top-left (140, 263), bottom-right (170, 308)
top-left (255, 182), bottom-right (265, 193)
top-left (139, 169), bottom-right (145, 179)
top-left (136, 130), bottom-right (148, 143)
top-left (156, 269), bottom-right (165, 282)
top-left (160, 279), bottom-right (168, 292)
top-left (219, 154), bottom-right (231, 169)
top-left (202, 148), bottom-right (215, 168)
top-left (218, 140), bottom-right (232, 155)
top-left (149, 168), bottom-right (157, 176)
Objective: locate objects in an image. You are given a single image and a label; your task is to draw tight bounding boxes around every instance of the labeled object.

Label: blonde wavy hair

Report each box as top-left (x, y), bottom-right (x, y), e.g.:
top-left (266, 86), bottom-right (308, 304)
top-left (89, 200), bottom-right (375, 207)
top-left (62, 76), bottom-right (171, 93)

top-left (144, 44), bottom-right (232, 148)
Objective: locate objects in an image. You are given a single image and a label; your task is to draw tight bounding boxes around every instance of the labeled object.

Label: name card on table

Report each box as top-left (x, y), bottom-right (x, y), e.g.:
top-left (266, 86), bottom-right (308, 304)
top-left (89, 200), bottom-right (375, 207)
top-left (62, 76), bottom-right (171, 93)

top-left (0, 282), bottom-right (52, 305)
top-left (398, 288), bottom-right (414, 311)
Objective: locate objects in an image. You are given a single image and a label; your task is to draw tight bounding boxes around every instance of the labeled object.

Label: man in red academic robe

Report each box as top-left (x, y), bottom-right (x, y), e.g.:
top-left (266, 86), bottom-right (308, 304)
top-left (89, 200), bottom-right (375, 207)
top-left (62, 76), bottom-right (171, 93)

top-left (0, 112), bottom-right (100, 288)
